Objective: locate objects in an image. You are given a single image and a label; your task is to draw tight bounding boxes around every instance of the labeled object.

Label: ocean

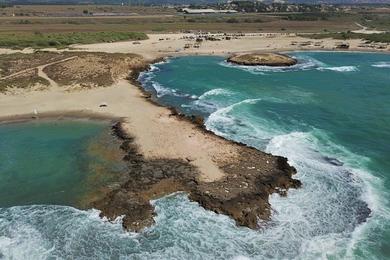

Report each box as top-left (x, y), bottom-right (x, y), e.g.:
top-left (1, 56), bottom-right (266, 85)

top-left (0, 51), bottom-right (389, 259)
top-left (138, 52), bottom-right (390, 259)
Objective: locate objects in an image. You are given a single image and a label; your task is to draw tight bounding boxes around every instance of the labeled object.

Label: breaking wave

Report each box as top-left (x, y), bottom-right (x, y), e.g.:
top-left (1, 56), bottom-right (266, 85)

top-left (136, 52), bottom-right (390, 259)
top-left (371, 61), bottom-right (390, 68)
top-left (198, 88), bottom-right (234, 100)
top-left (317, 66), bottom-right (359, 72)
top-left (201, 92), bottom-right (386, 258)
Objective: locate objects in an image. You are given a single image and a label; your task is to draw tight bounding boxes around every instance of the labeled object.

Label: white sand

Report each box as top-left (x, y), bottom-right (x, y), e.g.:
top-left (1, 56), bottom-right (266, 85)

top-left (0, 32), bottom-right (387, 60)
top-left (70, 33), bottom-right (387, 60)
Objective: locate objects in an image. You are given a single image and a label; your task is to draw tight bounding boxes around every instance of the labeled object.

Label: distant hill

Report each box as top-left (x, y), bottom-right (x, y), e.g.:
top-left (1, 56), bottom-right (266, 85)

top-left (4, 0), bottom-right (390, 5)
top-left (4, 0), bottom-right (218, 4)
top-left (289, 0), bottom-right (390, 4)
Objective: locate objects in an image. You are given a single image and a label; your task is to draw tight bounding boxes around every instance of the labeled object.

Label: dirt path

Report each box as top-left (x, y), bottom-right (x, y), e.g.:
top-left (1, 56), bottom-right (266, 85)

top-left (0, 56), bottom-right (77, 84)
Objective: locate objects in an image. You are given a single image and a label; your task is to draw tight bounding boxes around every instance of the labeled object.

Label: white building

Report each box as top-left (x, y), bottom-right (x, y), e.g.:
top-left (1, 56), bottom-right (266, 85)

top-left (182, 8), bottom-right (238, 14)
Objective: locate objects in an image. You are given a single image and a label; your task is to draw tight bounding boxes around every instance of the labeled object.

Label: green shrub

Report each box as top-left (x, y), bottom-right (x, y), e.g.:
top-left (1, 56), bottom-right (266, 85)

top-left (0, 32), bottom-right (149, 49)
top-left (226, 18), bottom-right (239, 23)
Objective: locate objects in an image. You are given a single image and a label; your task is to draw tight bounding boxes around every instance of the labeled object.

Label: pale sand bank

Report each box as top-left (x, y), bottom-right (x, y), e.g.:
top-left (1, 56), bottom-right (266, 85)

top-left (71, 33), bottom-right (388, 59)
top-left (1, 32), bottom-right (387, 60)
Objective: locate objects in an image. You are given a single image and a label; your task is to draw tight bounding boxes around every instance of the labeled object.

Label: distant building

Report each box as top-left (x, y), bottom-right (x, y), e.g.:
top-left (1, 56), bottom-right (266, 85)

top-left (92, 12), bottom-right (138, 16)
top-left (182, 8), bottom-right (238, 14)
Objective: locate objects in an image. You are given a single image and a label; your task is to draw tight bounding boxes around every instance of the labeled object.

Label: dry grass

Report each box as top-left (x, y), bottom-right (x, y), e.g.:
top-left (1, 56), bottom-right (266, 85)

top-left (0, 5), bottom-right (363, 35)
top-left (0, 52), bottom-right (146, 92)
top-left (0, 52), bottom-right (74, 77)
top-left (43, 52), bottom-right (145, 88)
top-left (0, 68), bottom-right (50, 92)
top-left (0, 31), bottom-right (147, 49)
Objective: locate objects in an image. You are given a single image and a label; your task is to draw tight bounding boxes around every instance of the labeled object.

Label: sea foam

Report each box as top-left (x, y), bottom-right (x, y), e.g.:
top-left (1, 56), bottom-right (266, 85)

top-left (371, 61), bottom-right (390, 68)
top-left (317, 66), bottom-right (359, 72)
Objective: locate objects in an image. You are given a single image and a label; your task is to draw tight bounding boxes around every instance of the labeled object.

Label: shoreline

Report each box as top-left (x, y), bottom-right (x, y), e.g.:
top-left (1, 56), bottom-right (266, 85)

top-left (1, 32), bottom-right (389, 61)
top-left (0, 109), bottom-right (301, 232)
top-left (0, 49), bottom-right (301, 232)
top-left (1, 42), bottom-right (381, 231)
top-left (0, 110), bottom-right (122, 125)
top-left (95, 121), bottom-right (301, 231)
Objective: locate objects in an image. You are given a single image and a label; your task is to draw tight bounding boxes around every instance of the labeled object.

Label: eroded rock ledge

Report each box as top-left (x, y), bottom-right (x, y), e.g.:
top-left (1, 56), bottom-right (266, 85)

top-left (92, 122), bottom-right (301, 232)
top-left (227, 53), bottom-right (297, 66)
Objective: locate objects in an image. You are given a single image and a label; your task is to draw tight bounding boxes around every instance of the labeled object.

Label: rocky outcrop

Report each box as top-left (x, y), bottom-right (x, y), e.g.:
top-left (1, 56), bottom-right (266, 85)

top-left (92, 122), bottom-right (301, 232)
top-left (227, 53), bottom-right (297, 67)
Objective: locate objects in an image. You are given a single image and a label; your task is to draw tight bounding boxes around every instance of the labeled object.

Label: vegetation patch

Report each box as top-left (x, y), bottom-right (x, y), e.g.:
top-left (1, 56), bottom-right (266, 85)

top-left (0, 52), bottom-right (145, 92)
top-left (0, 69), bottom-right (50, 93)
top-left (43, 52), bottom-right (145, 88)
top-left (0, 52), bottom-right (74, 77)
top-left (303, 32), bottom-right (390, 43)
top-left (0, 31), bottom-right (148, 49)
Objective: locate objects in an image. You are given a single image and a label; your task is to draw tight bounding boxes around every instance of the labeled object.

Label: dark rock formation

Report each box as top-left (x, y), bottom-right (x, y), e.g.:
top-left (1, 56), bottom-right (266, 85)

top-left (92, 122), bottom-right (301, 232)
top-left (227, 53), bottom-right (297, 67)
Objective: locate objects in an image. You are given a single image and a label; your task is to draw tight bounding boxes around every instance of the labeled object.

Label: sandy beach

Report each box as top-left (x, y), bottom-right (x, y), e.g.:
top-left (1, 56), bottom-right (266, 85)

top-left (69, 32), bottom-right (390, 58)
top-left (1, 32), bottom-right (388, 60)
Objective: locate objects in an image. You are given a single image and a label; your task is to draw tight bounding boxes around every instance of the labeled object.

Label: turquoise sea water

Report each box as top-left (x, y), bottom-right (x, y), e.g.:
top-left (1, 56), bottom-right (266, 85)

top-left (138, 52), bottom-right (390, 259)
top-left (0, 120), bottom-right (125, 208)
top-left (1, 52), bottom-right (389, 259)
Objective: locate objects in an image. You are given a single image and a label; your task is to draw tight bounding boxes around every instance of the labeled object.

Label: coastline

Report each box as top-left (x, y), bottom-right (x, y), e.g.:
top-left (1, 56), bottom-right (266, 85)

top-left (0, 69), bottom-right (301, 232)
top-left (1, 35), bottom-right (384, 231)
top-left (1, 32), bottom-right (389, 62)
top-left (0, 110), bottom-right (122, 125)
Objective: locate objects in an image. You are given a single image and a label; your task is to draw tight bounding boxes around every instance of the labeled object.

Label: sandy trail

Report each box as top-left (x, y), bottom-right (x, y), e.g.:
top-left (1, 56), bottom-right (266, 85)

top-left (1, 56), bottom-right (77, 81)
top-left (36, 57), bottom-right (77, 87)
top-left (352, 22), bottom-right (387, 34)
top-left (1, 67), bottom-right (36, 80)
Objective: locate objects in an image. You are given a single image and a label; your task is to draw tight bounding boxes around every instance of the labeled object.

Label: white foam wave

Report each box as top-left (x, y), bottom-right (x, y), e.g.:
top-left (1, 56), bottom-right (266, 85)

top-left (198, 88), bottom-right (234, 100)
top-left (187, 88), bottom-right (237, 113)
top-left (151, 82), bottom-right (175, 98)
top-left (204, 98), bottom-right (289, 150)
top-left (205, 98), bottom-right (261, 136)
top-left (318, 66), bottom-right (359, 72)
top-left (264, 130), bottom-right (390, 259)
top-left (371, 61), bottom-right (390, 68)
top-left (148, 82), bottom-right (197, 100)
top-left (0, 205), bottom-right (138, 259)
top-left (137, 59), bottom-right (171, 89)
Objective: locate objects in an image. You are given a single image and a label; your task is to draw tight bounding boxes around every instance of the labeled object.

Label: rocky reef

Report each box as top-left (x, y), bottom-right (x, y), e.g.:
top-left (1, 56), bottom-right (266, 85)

top-left (227, 53), bottom-right (297, 66)
top-left (92, 122), bottom-right (301, 232)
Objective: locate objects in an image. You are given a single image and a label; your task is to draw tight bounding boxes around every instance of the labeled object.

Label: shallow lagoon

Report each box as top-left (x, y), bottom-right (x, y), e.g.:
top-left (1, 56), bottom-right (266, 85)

top-left (0, 120), bottom-right (125, 207)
